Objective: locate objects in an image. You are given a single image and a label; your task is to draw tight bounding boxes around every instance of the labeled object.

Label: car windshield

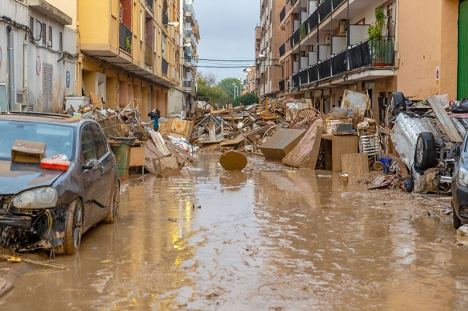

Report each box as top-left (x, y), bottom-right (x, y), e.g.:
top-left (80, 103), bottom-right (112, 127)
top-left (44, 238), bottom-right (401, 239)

top-left (0, 120), bottom-right (75, 161)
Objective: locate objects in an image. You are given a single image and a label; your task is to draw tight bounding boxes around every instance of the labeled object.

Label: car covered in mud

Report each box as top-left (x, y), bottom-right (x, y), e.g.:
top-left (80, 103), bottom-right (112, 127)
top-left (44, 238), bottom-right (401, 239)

top-left (388, 93), bottom-right (467, 194)
top-left (452, 130), bottom-right (468, 228)
top-left (0, 112), bottom-right (120, 255)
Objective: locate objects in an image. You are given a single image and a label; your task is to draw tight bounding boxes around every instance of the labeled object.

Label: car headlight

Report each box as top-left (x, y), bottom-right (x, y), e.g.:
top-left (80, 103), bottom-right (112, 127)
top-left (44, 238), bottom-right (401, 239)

top-left (13, 187), bottom-right (58, 209)
top-left (458, 167), bottom-right (468, 188)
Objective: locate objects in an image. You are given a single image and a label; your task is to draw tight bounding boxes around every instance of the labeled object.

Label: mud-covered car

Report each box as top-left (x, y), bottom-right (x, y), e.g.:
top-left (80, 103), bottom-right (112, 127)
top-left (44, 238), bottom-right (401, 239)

top-left (388, 93), bottom-right (465, 194)
top-left (0, 112), bottom-right (120, 255)
top-left (452, 133), bottom-right (468, 229)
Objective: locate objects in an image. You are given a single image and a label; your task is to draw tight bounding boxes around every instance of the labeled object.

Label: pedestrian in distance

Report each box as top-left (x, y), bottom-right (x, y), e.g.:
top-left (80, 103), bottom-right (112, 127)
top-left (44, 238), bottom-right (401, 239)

top-left (148, 108), bottom-right (161, 131)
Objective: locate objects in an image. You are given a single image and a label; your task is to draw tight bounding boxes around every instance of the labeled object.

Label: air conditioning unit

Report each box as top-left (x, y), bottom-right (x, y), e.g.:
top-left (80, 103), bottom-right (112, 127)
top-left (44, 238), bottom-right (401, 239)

top-left (15, 103), bottom-right (28, 112)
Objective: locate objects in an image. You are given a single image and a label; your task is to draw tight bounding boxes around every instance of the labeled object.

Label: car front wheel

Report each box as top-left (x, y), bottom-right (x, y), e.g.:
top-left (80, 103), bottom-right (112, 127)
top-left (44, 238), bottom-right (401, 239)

top-left (102, 181), bottom-right (120, 224)
top-left (56, 199), bottom-right (83, 255)
top-left (453, 201), bottom-right (462, 229)
top-left (415, 132), bottom-right (436, 169)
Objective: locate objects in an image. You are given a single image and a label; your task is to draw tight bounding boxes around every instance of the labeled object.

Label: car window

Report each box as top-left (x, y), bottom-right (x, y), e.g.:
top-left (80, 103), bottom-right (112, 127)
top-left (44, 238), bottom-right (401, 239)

top-left (81, 124), bottom-right (97, 163)
top-left (0, 120), bottom-right (74, 160)
top-left (89, 123), bottom-right (108, 159)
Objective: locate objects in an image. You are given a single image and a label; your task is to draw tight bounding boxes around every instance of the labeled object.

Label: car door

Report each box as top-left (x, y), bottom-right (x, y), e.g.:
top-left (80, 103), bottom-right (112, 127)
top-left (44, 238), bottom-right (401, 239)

top-left (89, 123), bottom-right (114, 220)
top-left (80, 123), bottom-right (102, 228)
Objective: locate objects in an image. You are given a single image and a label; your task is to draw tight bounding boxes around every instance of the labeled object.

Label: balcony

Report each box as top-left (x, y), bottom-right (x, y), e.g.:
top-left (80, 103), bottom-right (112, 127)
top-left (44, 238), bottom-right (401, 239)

top-left (145, 0), bottom-right (153, 11)
top-left (185, 3), bottom-right (196, 23)
top-left (318, 0), bottom-right (332, 22)
top-left (308, 65), bottom-right (318, 82)
top-left (162, 11), bottom-right (168, 27)
top-left (280, 7), bottom-right (285, 23)
top-left (145, 44), bottom-right (152, 67)
top-left (184, 80), bottom-right (196, 93)
top-left (279, 43), bottom-right (285, 57)
top-left (292, 73), bottom-right (299, 88)
top-left (318, 59), bottom-right (331, 80)
top-left (119, 22), bottom-right (132, 52)
top-left (332, 0), bottom-right (346, 9)
top-left (290, 29), bottom-right (300, 48)
top-left (307, 10), bottom-right (319, 33)
top-left (299, 69), bottom-right (308, 86)
top-left (369, 40), bottom-right (394, 66)
top-left (348, 41), bottom-right (371, 70)
top-left (162, 58), bottom-right (169, 76)
top-left (331, 50), bottom-right (347, 76)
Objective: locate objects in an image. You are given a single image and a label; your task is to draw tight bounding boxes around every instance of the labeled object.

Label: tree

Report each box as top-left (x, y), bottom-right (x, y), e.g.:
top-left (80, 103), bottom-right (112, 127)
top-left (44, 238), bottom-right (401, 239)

top-left (218, 78), bottom-right (243, 101)
top-left (233, 91), bottom-right (259, 107)
top-left (196, 73), bottom-right (228, 105)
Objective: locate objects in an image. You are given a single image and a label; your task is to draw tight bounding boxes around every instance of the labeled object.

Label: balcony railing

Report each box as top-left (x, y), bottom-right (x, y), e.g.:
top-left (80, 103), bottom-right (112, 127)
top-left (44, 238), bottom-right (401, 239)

top-left (292, 73), bottom-right (300, 88)
top-left (162, 58), bottom-right (168, 76)
top-left (318, 59), bottom-right (331, 80)
top-left (279, 43), bottom-right (285, 57)
top-left (185, 3), bottom-right (196, 20)
top-left (300, 23), bottom-right (307, 40)
top-left (308, 10), bottom-right (319, 33)
top-left (308, 65), bottom-right (318, 82)
top-left (119, 22), bottom-right (132, 52)
top-left (162, 11), bottom-right (168, 27)
top-left (331, 50), bottom-right (347, 76)
top-left (369, 40), bottom-right (394, 66)
top-left (332, 0), bottom-right (346, 9)
top-left (299, 69), bottom-right (308, 86)
top-left (290, 29), bottom-right (300, 48)
top-left (348, 40), bottom-right (371, 70)
top-left (318, 0), bottom-right (332, 22)
top-left (279, 79), bottom-right (285, 92)
top-left (291, 0), bottom-right (298, 7)
top-left (145, 0), bottom-right (153, 10)
top-left (145, 44), bottom-right (152, 67)
top-left (280, 7), bottom-right (285, 23)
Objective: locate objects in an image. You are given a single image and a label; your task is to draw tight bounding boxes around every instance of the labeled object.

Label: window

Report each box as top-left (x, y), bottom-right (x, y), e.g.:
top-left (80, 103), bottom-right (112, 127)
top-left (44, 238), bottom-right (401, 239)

top-left (42, 63), bottom-right (53, 107)
top-left (41, 22), bottom-right (46, 46)
top-left (59, 32), bottom-right (63, 51)
top-left (161, 34), bottom-right (166, 58)
top-left (29, 17), bottom-right (34, 36)
top-left (48, 26), bottom-right (52, 48)
top-left (89, 123), bottom-right (108, 159)
top-left (81, 124), bottom-right (97, 163)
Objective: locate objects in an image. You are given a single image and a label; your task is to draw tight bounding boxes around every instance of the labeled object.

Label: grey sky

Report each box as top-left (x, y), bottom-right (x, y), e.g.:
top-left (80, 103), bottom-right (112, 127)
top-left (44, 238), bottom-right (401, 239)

top-left (195, 0), bottom-right (259, 83)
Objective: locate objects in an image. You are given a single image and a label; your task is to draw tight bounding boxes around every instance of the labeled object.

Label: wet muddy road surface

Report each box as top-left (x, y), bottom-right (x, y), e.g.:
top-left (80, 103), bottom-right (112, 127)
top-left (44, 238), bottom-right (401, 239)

top-left (1, 152), bottom-right (468, 310)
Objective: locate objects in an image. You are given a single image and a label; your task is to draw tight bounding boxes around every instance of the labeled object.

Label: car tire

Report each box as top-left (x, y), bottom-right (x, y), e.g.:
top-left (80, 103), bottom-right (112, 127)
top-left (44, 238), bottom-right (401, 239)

top-left (385, 92), bottom-right (405, 129)
top-left (414, 132), bottom-right (436, 169)
top-left (453, 201), bottom-right (462, 229)
top-left (57, 199), bottom-right (83, 255)
top-left (102, 181), bottom-right (120, 224)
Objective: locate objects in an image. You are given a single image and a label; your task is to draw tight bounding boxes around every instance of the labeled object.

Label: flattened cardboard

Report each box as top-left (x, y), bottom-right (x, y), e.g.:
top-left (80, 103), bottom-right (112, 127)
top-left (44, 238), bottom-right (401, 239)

top-left (11, 140), bottom-right (46, 163)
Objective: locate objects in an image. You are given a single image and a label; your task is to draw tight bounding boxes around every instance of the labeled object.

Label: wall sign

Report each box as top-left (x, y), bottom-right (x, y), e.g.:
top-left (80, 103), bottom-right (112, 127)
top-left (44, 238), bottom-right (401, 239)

top-left (36, 56), bottom-right (41, 75)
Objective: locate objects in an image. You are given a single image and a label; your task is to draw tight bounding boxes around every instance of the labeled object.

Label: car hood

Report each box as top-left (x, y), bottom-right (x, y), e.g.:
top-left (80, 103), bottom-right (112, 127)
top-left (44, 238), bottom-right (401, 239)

top-left (0, 160), bottom-right (65, 194)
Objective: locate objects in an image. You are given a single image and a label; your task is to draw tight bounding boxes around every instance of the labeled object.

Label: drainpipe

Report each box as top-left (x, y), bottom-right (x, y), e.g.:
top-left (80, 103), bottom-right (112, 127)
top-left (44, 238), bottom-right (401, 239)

top-left (7, 25), bottom-right (15, 111)
top-left (23, 33), bottom-right (28, 105)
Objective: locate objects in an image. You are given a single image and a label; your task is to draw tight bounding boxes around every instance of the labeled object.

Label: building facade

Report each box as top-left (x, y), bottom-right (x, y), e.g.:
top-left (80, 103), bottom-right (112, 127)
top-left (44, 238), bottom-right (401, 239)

top-left (181, 0), bottom-right (199, 111)
top-left (276, 0), bottom-right (459, 122)
top-left (0, 0), bottom-right (77, 113)
top-left (78, 0), bottom-right (181, 118)
top-left (257, 0), bottom-right (286, 99)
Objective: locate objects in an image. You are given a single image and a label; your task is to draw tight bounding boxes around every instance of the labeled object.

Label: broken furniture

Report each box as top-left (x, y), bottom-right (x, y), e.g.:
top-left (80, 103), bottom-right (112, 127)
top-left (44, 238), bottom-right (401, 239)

top-left (258, 128), bottom-right (306, 160)
top-left (321, 134), bottom-right (359, 172)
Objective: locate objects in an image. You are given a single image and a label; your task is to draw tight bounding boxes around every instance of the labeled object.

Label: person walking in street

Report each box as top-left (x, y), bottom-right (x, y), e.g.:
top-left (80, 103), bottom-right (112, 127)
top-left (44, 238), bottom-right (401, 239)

top-left (148, 108), bottom-right (161, 131)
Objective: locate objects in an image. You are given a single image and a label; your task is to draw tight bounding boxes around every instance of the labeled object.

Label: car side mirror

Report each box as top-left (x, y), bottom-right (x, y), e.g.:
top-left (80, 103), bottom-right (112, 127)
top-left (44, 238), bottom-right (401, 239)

top-left (82, 159), bottom-right (103, 170)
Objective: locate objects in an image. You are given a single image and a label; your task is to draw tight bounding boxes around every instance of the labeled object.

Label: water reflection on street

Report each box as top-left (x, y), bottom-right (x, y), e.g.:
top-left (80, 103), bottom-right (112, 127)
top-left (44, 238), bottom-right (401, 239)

top-left (1, 153), bottom-right (468, 310)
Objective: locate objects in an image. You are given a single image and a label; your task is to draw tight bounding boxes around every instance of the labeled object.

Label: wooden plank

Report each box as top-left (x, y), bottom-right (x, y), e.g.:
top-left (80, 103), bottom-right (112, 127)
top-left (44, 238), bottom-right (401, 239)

top-left (341, 153), bottom-right (369, 176)
top-left (428, 96), bottom-right (463, 143)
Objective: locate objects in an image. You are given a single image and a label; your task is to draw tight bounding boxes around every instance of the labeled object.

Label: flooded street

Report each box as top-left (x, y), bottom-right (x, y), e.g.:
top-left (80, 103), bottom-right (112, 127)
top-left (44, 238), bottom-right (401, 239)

top-left (1, 152), bottom-right (468, 310)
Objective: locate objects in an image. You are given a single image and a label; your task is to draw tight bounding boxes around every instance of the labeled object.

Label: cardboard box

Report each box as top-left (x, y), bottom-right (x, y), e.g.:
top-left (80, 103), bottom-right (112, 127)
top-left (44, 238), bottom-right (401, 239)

top-left (11, 140), bottom-right (46, 163)
top-left (258, 129), bottom-right (306, 160)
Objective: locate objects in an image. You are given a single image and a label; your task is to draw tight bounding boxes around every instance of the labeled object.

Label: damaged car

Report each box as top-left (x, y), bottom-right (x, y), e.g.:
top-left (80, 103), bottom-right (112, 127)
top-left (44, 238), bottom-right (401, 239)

top-left (388, 93), bottom-right (466, 194)
top-left (0, 112), bottom-right (120, 255)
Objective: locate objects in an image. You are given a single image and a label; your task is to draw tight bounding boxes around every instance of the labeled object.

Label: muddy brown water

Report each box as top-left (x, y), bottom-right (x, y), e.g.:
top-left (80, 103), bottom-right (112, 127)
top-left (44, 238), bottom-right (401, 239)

top-left (1, 152), bottom-right (468, 310)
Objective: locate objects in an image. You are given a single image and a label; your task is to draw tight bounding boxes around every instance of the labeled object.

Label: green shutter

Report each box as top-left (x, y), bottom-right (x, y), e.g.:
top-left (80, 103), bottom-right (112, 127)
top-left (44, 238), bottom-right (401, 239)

top-left (459, 0), bottom-right (468, 99)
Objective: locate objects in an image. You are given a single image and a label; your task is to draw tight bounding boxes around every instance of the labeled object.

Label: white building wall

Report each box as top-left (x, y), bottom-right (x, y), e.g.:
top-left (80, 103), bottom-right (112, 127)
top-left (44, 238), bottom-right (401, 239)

top-left (168, 88), bottom-right (184, 115)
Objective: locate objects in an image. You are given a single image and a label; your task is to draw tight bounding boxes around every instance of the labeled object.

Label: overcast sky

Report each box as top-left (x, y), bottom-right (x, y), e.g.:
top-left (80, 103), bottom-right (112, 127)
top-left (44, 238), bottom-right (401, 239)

top-left (195, 0), bottom-right (259, 83)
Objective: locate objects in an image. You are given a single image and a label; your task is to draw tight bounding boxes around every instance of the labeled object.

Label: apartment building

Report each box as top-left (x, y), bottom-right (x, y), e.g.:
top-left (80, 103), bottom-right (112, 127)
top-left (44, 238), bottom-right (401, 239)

top-left (79, 0), bottom-right (181, 117)
top-left (278, 0), bottom-right (458, 122)
top-left (0, 0), bottom-right (77, 113)
top-left (181, 0), bottom-right (200, 111)
top-left (243, 65), bottom-right (257, 95)
top-left (257, 0), bottom-right (286, 98)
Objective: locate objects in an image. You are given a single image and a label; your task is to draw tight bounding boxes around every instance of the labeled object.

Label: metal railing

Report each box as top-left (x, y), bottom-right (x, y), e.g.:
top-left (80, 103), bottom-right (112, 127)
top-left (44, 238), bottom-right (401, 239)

top-left (279, 43), bottom-right (285, 57)
top-left (318, 59), bottom-right (331, 80)
top-left (292, 73), bottom-right (300, 88)
top-left (291, 0), bottom-right (298, 7)
top-left (162, 58), bottom-right (168, 76)
top-left (308, 10), bottom-right (319, 33)
top-left (280, 7), bottom-right (285, 23)
top-left (308, 65), bottom-right (318, 83)
top-left (369, 40), bottom-right (394, 66)
top-left (348, 40), bottom-right (371, 70)
top-left (145, 0), bottom-right (153, 10)
top-left (332, 0), bottom-right (346, 9)
top-left (290, 29), bottom-right (300, 48)
top-left (162, 11), bottom-right (168, 27)
top-left (185, 3), bottom-right (196, 20)
top-left (318, 0), bottom-right (332, 22)
top-left (300, 69), bottom-right (308, 86)
top-left (145, 44), bottom-right (152, 67)
top-left (331, 50), bottom-right (347, 76)
top-left (119, 22), bottom-right (132, 52)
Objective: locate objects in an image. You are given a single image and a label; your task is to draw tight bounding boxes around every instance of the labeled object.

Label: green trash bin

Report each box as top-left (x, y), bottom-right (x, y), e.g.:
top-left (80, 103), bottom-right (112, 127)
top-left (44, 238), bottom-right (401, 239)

top-left (111, 143), bottom-right (131, 179)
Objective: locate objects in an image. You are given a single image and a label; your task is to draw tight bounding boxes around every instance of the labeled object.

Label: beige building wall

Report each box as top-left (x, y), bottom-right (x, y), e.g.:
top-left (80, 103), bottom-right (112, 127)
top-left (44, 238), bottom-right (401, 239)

top-left (397, 0), bottom-right (458, 100)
